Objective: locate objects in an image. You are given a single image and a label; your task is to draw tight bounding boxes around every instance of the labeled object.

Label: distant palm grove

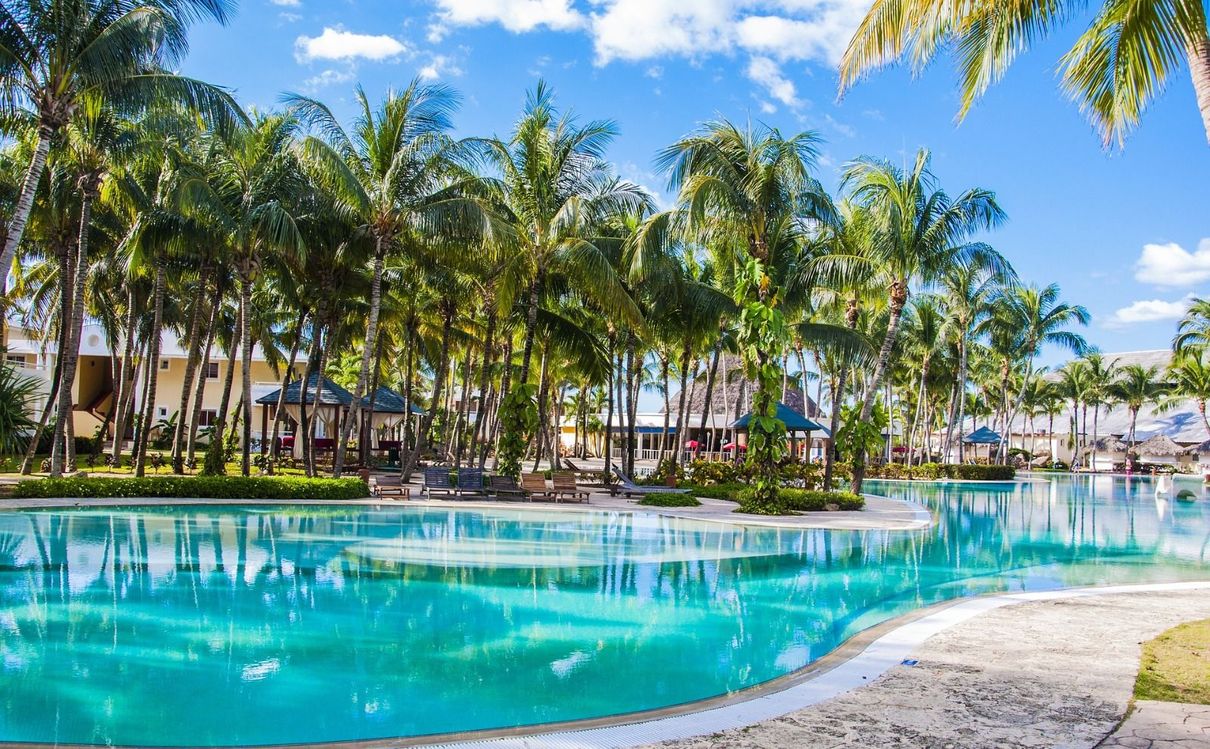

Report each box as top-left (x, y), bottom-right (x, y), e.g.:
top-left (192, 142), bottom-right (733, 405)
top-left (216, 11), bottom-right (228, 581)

top-left (1, 1), bottom-right (1206, 514)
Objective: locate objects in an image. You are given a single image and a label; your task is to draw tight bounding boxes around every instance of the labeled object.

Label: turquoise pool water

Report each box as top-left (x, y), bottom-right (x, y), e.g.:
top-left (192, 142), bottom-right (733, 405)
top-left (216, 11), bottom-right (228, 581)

top-left (0, 475), bottom-right (1208, 746)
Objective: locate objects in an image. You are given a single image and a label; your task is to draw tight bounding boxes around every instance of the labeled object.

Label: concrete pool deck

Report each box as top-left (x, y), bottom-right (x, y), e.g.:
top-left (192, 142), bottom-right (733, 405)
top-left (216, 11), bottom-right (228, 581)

top-left (0, 482), bottom-right (934, 532)
top-left (424, 584), bottom-right (1210, 749)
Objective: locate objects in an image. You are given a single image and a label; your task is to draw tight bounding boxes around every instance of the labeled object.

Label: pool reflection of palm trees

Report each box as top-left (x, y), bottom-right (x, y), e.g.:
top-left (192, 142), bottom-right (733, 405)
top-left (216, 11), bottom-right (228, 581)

top-left (0, 481), bottom-right (1205, 745)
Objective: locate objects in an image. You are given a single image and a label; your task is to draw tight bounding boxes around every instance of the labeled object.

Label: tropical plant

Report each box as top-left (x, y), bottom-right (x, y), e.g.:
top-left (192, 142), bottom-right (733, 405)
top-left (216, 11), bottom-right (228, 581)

top-left (840, 0), bottom-right (1210, 146)
top-left (1111, 364), bottom-right (1166, 451)
top-left (0, 365), bottom-right (39, 455)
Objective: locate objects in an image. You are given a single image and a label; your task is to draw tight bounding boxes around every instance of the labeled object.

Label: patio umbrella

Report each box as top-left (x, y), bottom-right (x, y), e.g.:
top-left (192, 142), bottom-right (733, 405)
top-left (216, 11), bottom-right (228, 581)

top-left (684, 440), bottom-right (700, 449)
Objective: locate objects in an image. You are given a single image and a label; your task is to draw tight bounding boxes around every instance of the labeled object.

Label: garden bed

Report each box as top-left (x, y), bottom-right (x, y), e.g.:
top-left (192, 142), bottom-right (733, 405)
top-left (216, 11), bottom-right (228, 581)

top-left (12, 476), bottom-right (370, 500)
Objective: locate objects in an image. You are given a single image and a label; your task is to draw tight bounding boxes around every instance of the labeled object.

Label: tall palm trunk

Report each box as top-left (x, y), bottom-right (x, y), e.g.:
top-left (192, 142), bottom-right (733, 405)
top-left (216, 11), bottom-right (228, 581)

top-left (21, 309), bottom-right (67, 475)
top-left (47, 243), bottom-right (77, 476)
top-left (171, 264), bottom-right (211, 473)
top-left (55, 180), bottom-right (97, 475)
top-left (657, 352), bottom-right (671, 463)
top-left (852, 283), bottom-right (907, 493)
top-left (298, 318), bottom-right (322, 476)
top-left (269, 311), bottom-right (307, 467)
top-left (134, 267), bottom-right (166, 477)
top-left (238, 268), bottom-right (254, 476)
top-left (0, 125), bottom-right (52, 299)
top-left (624, 334), bottom-right (638, 476)
top-left (204, 321), bottom-right (241, 476)
top-left (944, 331), bottom-right (970, 462)
top-left (187, 289), bottom-right (223, 465)
top-left (604, 330), bottom-right (616, 467)
top-left (470, 296), bottom-right (496, 467)
top-left (108, 290), bottom-right (139, 467)
top-left (674, 343), bottom-right (691, 464)
top-left (1187, 31), bottom-right (1210, 146)
top-left (518, 277), bottom-right (541, 385)
top-left (335, 239), bottom-right (386, 475)
top-left (698, 340), bottom-right (722, 451)
top-left (824, 297), bottom-right (860, 490)
top-left (402, 303), bottom-right (455, 481)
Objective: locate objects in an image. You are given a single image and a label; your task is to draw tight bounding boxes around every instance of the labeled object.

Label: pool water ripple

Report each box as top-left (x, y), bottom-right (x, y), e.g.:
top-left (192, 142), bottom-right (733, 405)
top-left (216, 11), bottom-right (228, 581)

top-left (0, 474), bottom-right (1207, 746)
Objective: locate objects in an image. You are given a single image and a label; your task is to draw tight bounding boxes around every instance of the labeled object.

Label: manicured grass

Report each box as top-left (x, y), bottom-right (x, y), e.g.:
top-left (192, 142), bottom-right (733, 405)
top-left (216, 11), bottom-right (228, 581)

top-left (1135, 619), bottom-right (1210, 704)
top-left (636, 494), bottom-right (702, 508)
top-left (12, 476), bottom-right (370, 500)
top-left (0, 453), bottom-right (314, 477)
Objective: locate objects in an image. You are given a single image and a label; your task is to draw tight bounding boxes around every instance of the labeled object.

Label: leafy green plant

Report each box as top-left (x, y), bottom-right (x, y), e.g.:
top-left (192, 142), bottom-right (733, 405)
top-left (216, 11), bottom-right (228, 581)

top-left (13, 476), bottom-right (370, 500)
top-left (495, 383), bottom-right (538, 480)
top-left (835, 401), bottom-right (887, 471)
top-left (0, 365), bottom-right (38, 456)
top-left (735, 258), bottom-right (790, 515)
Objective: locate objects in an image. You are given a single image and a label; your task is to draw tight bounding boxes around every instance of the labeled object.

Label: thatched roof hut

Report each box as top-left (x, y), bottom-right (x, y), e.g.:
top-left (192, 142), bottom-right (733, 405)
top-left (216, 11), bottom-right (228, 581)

top-left (1134, 434), bottom-right (1186, 458)
top-left (672, 355), bottom-right (822, 418)
top-left (1082, 436), bottom-right (1127, 455)
top-left (1186, 439), bottom-right (1210, 456)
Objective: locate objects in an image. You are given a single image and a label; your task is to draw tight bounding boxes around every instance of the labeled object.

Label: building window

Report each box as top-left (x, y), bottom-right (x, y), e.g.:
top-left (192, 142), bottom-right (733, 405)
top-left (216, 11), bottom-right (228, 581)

top-left (5, 354), bottom-right (25, 368)
top-left (205, 362), bottom-right (220, 379)
top-left (157, 406), bottom-right (168, 419)
top-left (199, 409), bottom-right (218, 428)
top-left (159, 359), bottom-right (170, 371)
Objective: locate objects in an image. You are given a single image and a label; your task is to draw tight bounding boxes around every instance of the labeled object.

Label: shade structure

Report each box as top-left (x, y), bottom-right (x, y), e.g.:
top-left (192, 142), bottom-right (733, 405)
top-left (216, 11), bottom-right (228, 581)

top-left (729, 402), bottom-right (830, 435)
top-left (1134, 434), bottom-right (1185, 462)
top-left (256, 374), bottom-right (354, 455)
top-left (962, 426), bottom-right (1002, 445)
top-left (359, 385), bottom-right (424, 415)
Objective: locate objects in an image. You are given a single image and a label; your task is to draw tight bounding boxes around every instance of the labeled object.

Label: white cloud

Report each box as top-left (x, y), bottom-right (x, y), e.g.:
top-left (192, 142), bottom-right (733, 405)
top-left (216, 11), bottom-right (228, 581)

top-left (432, 0), bottom-right (583, 33)
top-left (759, 100), bottom-right (777, 114)
top-left (294, 27), bottom-right (409, 63)
top-left (747, 56), bottom-right (800, 108)
top-left (419, 54), bottom-right (464, 80)
top-left (590, 0), bottom-right (735, 64)
top-left (302, 68), bottom-right (355, 92)
top-left (1134, 238), bottom-right (1210, 287)
top-left (1105, 294), bottom-right (1196, 328)
top-left (270, 0), bottom-right (300, 5)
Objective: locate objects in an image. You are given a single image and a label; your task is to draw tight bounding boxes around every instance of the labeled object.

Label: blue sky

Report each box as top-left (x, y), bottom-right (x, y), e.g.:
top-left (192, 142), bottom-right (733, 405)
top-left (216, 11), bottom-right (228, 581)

top-left (182, 0), bottom-right (1209, 368)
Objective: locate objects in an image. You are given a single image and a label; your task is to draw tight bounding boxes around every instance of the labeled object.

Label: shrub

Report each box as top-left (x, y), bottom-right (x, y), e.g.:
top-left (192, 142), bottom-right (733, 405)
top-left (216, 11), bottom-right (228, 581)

top-left (637, 494), bottom-right (702, 508)
top-left (862, 462), bottom-right (1015, 481)
top-left (683, 482), bottom-right (748, 501)
top-left (685, 459), bottom-right (742, 486)
top-left (735, 487), bottom-right (864, 512)
top-left (13, 476), bottom-right (370, 500)
top-left (779, 489), bottom-right (865, 512)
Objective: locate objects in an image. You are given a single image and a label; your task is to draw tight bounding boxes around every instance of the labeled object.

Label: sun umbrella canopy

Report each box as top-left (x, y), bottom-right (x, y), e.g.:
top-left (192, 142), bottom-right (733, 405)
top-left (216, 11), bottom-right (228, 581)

top-left (729, 402), bottom-right (829, 434)
top-left (721, 442), bottom-right (747, 451)
top-left (359, 385), bottom-right (424, 415)
top-left (684, 440), bottom-right (700, 449)
top-left (962, 426), bottom-right (1002, 445)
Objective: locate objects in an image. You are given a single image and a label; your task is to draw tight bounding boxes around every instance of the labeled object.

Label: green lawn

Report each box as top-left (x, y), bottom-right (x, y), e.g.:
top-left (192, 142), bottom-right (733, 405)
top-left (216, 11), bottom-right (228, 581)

top-left (1135, 619), bottom-right (1210, 704)
top-left (0, 453), bottom-right (312, 477)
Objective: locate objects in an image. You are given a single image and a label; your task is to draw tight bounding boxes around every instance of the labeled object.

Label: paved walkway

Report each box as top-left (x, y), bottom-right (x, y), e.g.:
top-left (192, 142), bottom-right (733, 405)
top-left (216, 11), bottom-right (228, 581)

top-left (650, 590), bottom-right (1210, 749)
top-left (1101, 700), bottom-right (1210, 748)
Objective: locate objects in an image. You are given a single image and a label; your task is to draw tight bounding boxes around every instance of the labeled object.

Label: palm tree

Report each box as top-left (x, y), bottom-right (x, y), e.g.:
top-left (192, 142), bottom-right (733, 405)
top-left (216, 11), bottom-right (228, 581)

top-left (196, 113), bottom-right (305, 475)
top-left (939, 264), bottom-right (1008, 461)
top-left (1165, 351), bottom-right (1210, 437)
top-left (1057, 360), bottom-right (1092, 467)
top-left (984, 283), bottom-right (1090, 459)
top-left (816, 149), bottom-right (1007, 491)
top-left (840, 0), bottom-right (1210, 146)
top-left (1174, 297), bottom-right (1210, 354)
top-left (653, 119), bottom-right (838, 512)
top-left (1112, 364), bottom-right (1166, 454)
top-left (0, 0), bottom-right (243, 299)
top-left (901, 295), bottom-right (947, 465)
top-left (1082, 353), bottom-right (1118, 471)
top-left (287, 81), bottom-right (495, 475)
top-left (480, 83), bottom-right (647, 477)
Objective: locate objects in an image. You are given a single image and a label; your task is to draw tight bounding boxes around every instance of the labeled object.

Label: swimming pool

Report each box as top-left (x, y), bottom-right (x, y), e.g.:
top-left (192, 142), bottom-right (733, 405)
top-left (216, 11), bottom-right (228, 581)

top-left (0, 475), bottom-right (1207, 746)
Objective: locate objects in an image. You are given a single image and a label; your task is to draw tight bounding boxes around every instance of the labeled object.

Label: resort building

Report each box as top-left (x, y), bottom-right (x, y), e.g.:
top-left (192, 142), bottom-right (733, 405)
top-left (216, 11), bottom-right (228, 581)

top-left (6, 323), bottom-right (292, 445)
top-left (970, 350), bottom-right (1208, 471)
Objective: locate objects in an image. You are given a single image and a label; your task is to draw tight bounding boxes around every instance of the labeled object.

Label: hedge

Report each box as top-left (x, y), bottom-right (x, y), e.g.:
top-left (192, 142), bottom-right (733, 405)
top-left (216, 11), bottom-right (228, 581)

top-left (777, 488), bottom-right (865, 511)
top-left (636, 494), bottom-right (702, 508)
top-left (13, 476), bottom-right (371, 500)
top-left (864, 463), bottom-right (1015, 481)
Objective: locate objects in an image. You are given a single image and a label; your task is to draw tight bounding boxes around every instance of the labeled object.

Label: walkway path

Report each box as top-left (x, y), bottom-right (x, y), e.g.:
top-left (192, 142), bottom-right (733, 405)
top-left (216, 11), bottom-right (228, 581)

top-left (651, 590), bottom-right (1210, 749)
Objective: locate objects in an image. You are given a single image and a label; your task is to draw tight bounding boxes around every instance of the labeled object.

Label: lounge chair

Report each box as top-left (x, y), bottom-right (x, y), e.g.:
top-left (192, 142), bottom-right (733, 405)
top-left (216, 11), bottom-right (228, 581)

top-left (610, 464), bottom-right (690, 498)
top-left (552, 472), bottom-right (589, 503)
top-left (563, 459), bottom-right (606, 486)
top-left (521, 472), bottom-right (559, 501)
top-left (456, 467), bottom-right (487, 499)
top-left (373, 472), bottom-right (411, 499)
top-left (487, 474), bottom-right (528, 501)
top-left (422, 467), bottom-right (458, 499)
